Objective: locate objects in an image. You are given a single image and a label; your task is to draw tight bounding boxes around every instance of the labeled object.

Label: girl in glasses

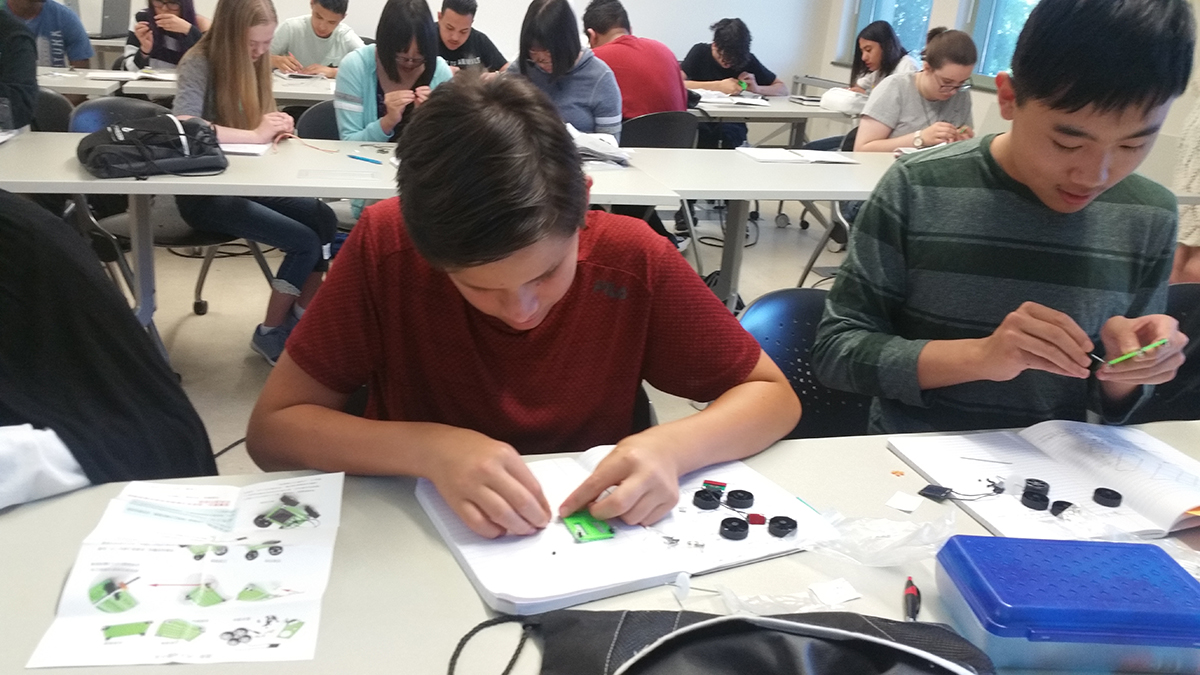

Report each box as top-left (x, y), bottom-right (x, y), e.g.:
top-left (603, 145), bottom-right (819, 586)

top-left (855, 28), bottom-right (977, 153)
top-left (122, 0), bottom-right (209, 70)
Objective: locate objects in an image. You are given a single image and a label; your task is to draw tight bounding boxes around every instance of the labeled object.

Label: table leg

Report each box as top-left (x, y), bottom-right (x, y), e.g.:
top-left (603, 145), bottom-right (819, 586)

top-left (129, 194), bottom-right (156, 329)
top-left (789, 118), bottom-right (809, 148)
top-left (715, 199), bottom-right (749, 311)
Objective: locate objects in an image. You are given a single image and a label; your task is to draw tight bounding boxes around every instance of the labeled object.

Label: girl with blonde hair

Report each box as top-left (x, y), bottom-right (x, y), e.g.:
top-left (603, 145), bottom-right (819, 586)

top-left (173, 0), bottom-right (336, 365)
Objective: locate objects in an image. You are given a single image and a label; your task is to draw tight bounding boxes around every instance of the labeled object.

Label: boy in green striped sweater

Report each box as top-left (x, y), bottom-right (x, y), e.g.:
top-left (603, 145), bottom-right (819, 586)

top-left (813, 0), bottom-right (1193, 433)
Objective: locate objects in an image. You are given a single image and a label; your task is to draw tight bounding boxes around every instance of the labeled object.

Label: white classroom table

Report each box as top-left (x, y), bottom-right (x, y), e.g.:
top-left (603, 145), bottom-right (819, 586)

top-left (123, 73), bottom-right (339, 104)
top-left (36, 67), bottom-right (120, 98)
top-left (692, 96), bottom-right (852, 147)
top-left (0, 132), bottom-right (676, 349)
top-left (628, 147), bottom-right (896, 309)
top-left (3, 419), bottom-right (1196, 675)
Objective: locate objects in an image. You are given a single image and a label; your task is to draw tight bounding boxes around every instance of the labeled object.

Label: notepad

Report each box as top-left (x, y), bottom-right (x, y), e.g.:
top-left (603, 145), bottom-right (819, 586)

top-left (888, 420), bottom-right (1200, 540)
top-left (85, 69), bottom-right (177, 82)
top-left (735, 147), bottom-right (859, 164)
top-left (416, 446), bottom-right (839, 615)
top-left (219, 143), bottom-right (271, 156)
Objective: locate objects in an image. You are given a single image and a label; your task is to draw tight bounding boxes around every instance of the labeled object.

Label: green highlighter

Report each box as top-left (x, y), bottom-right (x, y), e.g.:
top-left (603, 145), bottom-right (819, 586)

top-left (1106, 338), bottom-right (1169, 366)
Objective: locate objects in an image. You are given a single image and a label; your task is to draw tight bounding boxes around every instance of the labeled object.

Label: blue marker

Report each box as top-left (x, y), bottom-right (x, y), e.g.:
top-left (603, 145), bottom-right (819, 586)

top-left (348, 154), bottom-right (382, 165)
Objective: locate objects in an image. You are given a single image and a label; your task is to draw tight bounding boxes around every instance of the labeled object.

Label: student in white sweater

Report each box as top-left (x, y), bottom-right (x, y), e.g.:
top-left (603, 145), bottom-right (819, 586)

top-left (270, 0), bottom-right (363, 77)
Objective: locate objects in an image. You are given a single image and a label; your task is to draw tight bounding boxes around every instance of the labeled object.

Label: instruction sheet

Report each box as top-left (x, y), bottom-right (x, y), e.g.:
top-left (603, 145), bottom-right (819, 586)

top-left (27, 473), bottom-right (344, 668)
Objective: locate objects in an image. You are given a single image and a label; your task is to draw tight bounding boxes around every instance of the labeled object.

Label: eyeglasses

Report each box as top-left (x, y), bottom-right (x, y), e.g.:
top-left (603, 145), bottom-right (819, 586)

top-left (934, 73), bottom-right (972, 92)
top-left (527, 50), bottom-right (553, 67)
top-left (395, 55), bottom-right (426, 67)
top-left (150, 0), bottom-right (181, 8)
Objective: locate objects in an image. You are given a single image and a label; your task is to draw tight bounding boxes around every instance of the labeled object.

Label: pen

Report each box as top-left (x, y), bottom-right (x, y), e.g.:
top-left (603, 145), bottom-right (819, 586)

top-left (348, 154), bottom-right (382, 165)
top-left (1105, 338), bottom-right (1169, 366)
top-left (904, 576), bottom-right (921, 621)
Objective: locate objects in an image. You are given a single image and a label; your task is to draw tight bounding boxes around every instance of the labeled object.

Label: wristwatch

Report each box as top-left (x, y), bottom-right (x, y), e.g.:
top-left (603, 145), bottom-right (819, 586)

top-left (913, 128), bottom-right (925, 148)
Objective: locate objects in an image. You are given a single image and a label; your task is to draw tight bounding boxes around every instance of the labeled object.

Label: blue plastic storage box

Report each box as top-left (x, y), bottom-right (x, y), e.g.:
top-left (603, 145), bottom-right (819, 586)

top-left (936, 535), bottom-right (1200, 672)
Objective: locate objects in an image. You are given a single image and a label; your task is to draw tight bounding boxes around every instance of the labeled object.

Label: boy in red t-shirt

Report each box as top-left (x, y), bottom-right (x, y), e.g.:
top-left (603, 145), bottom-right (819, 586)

top-left (247, 75), bottom-right (800, 539)
top-left (582, 0), bottom-right (686, 121)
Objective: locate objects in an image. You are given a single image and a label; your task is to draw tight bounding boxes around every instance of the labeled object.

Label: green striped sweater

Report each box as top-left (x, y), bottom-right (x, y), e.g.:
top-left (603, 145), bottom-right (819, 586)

top-left (812, 135), bottom-right (1177, 433)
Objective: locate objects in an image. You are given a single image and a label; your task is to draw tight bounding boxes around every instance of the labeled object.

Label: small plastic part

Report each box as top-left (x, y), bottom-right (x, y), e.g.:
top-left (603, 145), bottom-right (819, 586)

top-left (701, 480), bottom-right (727, 493)
top-left (1021, 490), bottom-right (1049, 511)
top-left (693, 489), bottom-right (720, 510)
top-left (1094, 487), bottom-right (1122, 508)
top-left (720, 517), bottom-right (749, 540)
top-left (747, 513), bottom-right (767, 525)
top-left (1050, 500), bottom-right (1073, 517)
top-left (562, 511), bottom-right (615, 542)
top-left (726, 489), bottom-right (755, 509)
top-left (1024, 478), bottom-right (1050, 496)
top-left (918, 484), bottom-right (954, 502)
top-left (768, 516), bottom-right (797, 538)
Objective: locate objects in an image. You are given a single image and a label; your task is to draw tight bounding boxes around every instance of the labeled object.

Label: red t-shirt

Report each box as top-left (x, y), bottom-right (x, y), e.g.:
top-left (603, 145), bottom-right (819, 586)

top-left (287, 198), bottom-right (761, 455)
top-left (592, 35), bottom-right (688, 121)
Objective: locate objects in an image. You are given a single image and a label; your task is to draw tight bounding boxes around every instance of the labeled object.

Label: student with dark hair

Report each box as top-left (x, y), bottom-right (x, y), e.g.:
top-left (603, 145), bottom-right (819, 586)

top-left (0, 10), bottom-right (36, 130)
top-left (247, 75), bottom-right (800, 540)
top-left (849, 20), bottom-right (918, 95)
top-left (270, 0), bottom-right (363, 77)
top-left (854, 27), bottom-right (976, 152)
top-left (0, 190), bottom-right (215, 510)
top-left (813, 0), bottom-right (1194, 433)
top-left (583, 0), bottom-right (685, 121)
top-left (121, 0), bottom-right (210, 71)
top-left (2, 0), bottom-right (92, 68)
top-left (437, 0), bottom-right (505, 73)
top-left (334, 0), bottom-right (451, 145)
top-left (681, 18), bottom-right (786, 149)
top-left (174, 0), bottom-right (337, 365)
top-left (514, 0), bottom-right (621, 138)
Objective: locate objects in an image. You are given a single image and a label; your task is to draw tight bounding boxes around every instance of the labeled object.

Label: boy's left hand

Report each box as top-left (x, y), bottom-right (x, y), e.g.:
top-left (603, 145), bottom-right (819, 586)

top-left (558, 436), bottom-right (680, 527)
top-left (1096, 314), bottom-right (1187, 384)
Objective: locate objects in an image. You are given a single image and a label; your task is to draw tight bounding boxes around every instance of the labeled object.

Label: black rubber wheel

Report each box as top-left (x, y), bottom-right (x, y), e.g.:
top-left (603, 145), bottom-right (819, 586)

top-left (214, 546), bottom-right (227, 556)
top-left (268, 546), bottom-right (283, 556)
top-left (748, 210), bottom-right (759, 221)
top-left (253, 515), bottom-right (271, 528)
top-left (193, 300), bottom-right (207, 315)
top-left (245, 550), bottom-right (258, 560)
top-left (799, 219), bottom-right (810, 230)
top-left (193, 554), bottom-right (204, 561)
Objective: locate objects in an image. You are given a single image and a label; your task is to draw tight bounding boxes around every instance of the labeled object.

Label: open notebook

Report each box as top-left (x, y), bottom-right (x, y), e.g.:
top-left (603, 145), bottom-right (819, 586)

top-left (889, 420), bottom-right (1200, 540)
top-left (416, 447), bottom-right (838, 615)
top-left (85, 70), bottom-right (177, 82)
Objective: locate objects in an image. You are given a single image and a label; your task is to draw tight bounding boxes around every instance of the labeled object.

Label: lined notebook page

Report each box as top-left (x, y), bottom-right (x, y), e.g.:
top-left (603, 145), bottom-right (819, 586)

top-left (888, 431), bottom-right (1162, 539)
top-left (1021, 421), bottom-right (1200, 532)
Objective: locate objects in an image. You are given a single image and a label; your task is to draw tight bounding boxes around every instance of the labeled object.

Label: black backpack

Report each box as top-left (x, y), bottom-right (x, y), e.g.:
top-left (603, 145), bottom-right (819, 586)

top-left (76, 114), bottom-right (227, 179)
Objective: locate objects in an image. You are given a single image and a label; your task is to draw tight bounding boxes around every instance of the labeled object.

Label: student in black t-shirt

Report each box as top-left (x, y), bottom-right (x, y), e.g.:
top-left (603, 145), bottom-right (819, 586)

top-left (437, 0), bottom-right (506, 73)
top-left (681, 18), bottom-right (787, 149)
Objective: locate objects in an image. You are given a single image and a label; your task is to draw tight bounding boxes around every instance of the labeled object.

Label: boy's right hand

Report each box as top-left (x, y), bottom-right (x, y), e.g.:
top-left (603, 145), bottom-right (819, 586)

top-left (271, 53), bottom-right (303, 73)
top-left (424, 430), bottom-right (551, 539)
top-left (978, 301), bottom-right (1094, 380)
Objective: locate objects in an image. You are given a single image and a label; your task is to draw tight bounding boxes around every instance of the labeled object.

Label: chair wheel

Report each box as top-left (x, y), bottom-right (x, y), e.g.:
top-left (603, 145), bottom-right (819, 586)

top-left (193, 300), bottom-right (208, 315)
top-left (774, 213), bottom-right (790, 228)
top-left (748, 210), bottom-right (759, 221)
top-left (799, 219), bottom-right (810, 230)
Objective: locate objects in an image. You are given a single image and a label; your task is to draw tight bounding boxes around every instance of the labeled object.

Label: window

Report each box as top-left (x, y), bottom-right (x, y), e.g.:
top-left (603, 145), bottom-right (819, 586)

top-left (838, 0), bottom-right (935, 64)
top-left (966, 0), bottom-right (1038, 76)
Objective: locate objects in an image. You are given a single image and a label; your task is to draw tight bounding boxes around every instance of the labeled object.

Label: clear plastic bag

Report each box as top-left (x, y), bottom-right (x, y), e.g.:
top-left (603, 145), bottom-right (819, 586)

top-left (811, 509), bottom-right (956, 567)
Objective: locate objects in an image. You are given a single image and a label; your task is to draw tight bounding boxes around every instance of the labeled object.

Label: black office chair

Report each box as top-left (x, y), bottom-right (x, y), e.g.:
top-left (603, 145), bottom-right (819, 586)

top-left (296, 100), bottom-right (339, 140)
top-left (31, 87), bottom-right (73, 132)
top-left (66, 98), bottom-right (274, 357)
top-left (619, 111), bottom-right (703, 271)
top-left (740, 287), bottom-right (872, 438)
top-left (1128, 282), bottom-right (1200, 423)
top-left (796, 127), bottom-right (859, 288)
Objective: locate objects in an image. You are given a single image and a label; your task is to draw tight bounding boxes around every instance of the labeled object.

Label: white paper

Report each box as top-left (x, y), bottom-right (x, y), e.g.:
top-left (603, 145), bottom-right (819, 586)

top-left (735, 147), bottom-right (859, 164)
top-left (219, 143), bottom-right (271, 156)
top-left (885, 491), bottom-right (923, 514)
top-left (27, 473), bottom-right (344, 668)
top-left (416, 448), bottom-right (839, 615)
top-left (85, 70), bottom-right (176, 81)
top-left (808, 578), bottom-right (860, 606)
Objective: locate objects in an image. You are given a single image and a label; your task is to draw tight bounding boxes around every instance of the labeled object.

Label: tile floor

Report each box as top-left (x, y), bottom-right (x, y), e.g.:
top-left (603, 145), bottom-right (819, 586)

top-left (144, 200), bottom-right (848, 475)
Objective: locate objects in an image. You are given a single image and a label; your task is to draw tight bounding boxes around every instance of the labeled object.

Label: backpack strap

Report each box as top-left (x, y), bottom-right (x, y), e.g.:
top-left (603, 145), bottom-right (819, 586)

top-left (447, 615), bottom-right (532, 675)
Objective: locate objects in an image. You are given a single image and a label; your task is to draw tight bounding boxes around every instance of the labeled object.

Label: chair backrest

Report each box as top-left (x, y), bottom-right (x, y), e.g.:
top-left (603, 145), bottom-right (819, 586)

top-left (69, 97), bottom-right (170, 133)
top-left (296, 99), bottom-right (340, 140)
top-left (1128, 282), bottom-right (1200, 423)
top-left (740, 287), bottom-right (872, 438)
top-left (840, 126), bottom-right (859, 152)
top-left (620, 111), bottom-right (699, 149)
top-left (32, 87), bottom-right (73, 132)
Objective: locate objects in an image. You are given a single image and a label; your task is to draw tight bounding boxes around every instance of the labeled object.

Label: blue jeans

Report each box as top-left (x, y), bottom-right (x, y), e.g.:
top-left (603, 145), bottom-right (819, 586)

top-left (175, 196), bottom-right (336, 294)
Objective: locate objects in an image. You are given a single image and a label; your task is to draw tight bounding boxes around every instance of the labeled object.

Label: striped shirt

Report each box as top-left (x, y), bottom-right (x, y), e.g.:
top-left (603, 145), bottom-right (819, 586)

top-left (812, 135), bottom-right (1177, 433)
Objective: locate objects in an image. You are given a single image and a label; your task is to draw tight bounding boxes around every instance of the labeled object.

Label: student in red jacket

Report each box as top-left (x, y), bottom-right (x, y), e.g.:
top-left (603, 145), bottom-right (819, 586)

top-left (582, 0), bottom-right (685, 121)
